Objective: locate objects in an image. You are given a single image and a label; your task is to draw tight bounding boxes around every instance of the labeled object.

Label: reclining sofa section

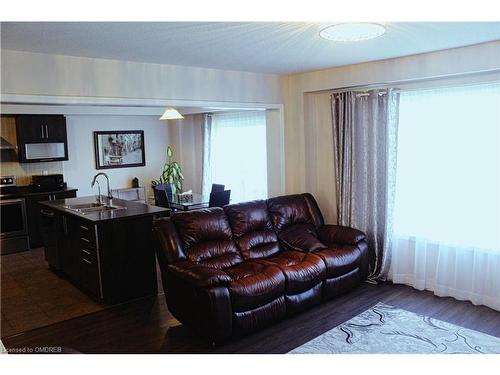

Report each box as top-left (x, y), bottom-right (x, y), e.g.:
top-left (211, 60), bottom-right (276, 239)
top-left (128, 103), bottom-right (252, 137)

top-left (154, 193), bottom-right (369, 341)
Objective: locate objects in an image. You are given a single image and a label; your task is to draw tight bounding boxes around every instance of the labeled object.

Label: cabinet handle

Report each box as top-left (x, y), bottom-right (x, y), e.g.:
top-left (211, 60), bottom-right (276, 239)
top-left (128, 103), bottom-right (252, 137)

top-left (41, 125), bottom-right (45, 139)
top-left (80, 225), bottom-right (89, 231)
top-left (45, 125), bottom-right (49, 139)
top-left (81, 249), bottom-right (91, 255)
top-left (81, 237), bottom-right (90, 243)
top-left (62, 216), bottom-right (68, 234)
top-left (82, 258), bottom-right (92, 264)
top-left (40, 209), bottom-right (54, 217)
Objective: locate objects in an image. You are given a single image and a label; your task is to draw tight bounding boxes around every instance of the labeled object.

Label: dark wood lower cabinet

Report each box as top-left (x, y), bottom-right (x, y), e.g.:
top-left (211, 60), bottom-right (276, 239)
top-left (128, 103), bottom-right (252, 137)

top-left (39, 208), bottom-right (61, 269)
top-left (40, 209), bottom-right (158, 304)
top-left (28, 189), bottom-right (77, 248)
top-left (60, 216), bottom-right (81, 283)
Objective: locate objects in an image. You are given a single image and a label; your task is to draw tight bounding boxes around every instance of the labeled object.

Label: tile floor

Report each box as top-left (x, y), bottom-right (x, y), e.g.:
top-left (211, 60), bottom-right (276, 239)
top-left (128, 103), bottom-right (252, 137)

top-left (1, 248), bottom-right (104, 337)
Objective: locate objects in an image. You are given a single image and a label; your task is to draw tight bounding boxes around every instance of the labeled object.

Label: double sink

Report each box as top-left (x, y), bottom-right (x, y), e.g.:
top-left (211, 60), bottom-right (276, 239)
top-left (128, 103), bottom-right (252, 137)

top-left (64, 202), bottom-right (126, 214)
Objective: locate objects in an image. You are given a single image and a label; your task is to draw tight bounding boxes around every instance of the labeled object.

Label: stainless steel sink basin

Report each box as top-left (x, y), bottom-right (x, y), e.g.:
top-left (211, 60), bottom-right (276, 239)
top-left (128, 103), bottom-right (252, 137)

top-left (65, 203), bottom-right (104, 210)
top-left (64, 202), bottom-right (126, 214)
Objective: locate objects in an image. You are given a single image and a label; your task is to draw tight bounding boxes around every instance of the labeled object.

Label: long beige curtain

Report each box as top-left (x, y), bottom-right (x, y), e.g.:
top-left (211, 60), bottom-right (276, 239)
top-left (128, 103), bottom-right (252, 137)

top-left (331, 89), bottom-right (400, 279)
top-left (201, 113), bottom-right (213, 197)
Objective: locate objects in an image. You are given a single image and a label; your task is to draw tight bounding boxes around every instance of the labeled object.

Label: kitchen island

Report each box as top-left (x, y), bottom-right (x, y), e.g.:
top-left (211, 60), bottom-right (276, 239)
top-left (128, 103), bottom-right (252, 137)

top-left (39, 196), bottom-right (169, 304)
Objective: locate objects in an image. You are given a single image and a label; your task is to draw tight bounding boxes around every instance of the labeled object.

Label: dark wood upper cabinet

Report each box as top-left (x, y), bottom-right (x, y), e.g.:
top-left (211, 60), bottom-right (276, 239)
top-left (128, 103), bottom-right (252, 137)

top-left (16, 115), bottom-right (69, 162)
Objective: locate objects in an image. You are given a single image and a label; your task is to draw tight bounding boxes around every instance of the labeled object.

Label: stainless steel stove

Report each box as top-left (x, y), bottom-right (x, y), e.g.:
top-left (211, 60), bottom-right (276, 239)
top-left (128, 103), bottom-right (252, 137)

top-left (0, 176), bottom-right (29, 255)
top-left (0, 176), bottom-right (16, 187)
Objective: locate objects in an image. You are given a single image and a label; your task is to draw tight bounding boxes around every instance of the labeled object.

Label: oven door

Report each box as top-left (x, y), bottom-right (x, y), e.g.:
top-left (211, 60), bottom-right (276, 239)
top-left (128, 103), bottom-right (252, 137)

top-left (0, 198), bottom-right (29, 254)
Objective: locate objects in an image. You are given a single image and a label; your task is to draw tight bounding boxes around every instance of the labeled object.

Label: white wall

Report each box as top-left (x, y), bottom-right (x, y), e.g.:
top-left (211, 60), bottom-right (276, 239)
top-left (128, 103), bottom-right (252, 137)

top-left (0, 50), bottom-right (284, 105)
top-left (303, 92), bottom-right (336, 223)
top-left (63, 115), bottom-right (169, 197)
top-left (284, 41), bottom-right (500, 223)
top-left (167, 114), bottom-right (203, 193)
top-left (265, 109), bottom-right (285, 198)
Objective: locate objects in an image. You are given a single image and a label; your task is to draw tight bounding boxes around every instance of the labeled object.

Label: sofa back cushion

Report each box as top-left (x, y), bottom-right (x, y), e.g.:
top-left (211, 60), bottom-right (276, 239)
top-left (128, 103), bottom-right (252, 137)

top-left (267, 194), bottom-right (315, 231)
top-left (171, 208), bottom-right (242, 269)
top-left (225, 200), bottom-right (281, 260)
top-left (267, 194), bottom-right (327, 252)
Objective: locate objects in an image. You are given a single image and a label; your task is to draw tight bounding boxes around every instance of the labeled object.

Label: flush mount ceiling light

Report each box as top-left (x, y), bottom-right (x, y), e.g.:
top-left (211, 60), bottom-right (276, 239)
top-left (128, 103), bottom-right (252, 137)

top-left (319, 23), bottom-right (386, 42)
top-left (159, 108), bottom-right (184, 120)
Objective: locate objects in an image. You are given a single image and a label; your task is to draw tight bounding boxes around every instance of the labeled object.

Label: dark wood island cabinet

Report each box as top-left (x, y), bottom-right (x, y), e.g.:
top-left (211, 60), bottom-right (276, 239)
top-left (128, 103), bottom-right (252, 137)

top-left (27, 188), bottom-right (78, 248)
top-left (39, 196), bottom-right (169, 304)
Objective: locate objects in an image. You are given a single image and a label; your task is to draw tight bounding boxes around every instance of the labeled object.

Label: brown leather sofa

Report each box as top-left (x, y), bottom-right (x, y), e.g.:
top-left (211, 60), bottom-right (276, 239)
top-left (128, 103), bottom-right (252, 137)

top-left (154, 193), bottom-right (369, 342)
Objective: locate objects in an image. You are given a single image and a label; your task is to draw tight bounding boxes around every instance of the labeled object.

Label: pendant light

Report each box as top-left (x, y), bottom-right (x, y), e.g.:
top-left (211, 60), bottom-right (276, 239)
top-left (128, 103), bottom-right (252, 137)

top-left (159, 108), bottom-right (184, 120)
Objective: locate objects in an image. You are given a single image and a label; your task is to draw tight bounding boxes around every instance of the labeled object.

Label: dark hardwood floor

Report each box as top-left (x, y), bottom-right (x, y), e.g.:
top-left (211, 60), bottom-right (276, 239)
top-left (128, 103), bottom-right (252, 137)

top-left (3, 281), bottom-right (499, 354)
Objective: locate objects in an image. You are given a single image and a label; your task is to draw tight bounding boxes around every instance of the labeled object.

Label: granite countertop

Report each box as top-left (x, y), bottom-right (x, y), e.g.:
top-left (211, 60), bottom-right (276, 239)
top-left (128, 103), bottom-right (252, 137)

top-left (39, 195), bottom-right (169, 223)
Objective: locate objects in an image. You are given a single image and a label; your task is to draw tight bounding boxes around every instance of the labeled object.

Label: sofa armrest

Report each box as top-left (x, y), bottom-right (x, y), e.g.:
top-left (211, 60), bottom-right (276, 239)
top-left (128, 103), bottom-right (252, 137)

top-left (167, 262), bottom-right (232, 288)
top-left (154, 217), bottom-right (186, 264)
top-left (317, 225), bottom-right (366, 246)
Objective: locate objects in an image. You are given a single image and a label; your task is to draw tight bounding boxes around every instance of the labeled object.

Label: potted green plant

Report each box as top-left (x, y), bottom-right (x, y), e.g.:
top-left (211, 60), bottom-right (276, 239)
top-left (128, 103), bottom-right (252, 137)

top-left (152, 146), bottom-right (184, 195)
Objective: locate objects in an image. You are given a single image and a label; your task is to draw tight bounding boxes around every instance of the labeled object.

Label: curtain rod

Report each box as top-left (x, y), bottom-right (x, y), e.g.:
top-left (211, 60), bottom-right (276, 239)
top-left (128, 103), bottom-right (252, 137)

top-left (318, 68), bottom-right (499, 96)
top-left (331, 90), bottom-right (395, 99)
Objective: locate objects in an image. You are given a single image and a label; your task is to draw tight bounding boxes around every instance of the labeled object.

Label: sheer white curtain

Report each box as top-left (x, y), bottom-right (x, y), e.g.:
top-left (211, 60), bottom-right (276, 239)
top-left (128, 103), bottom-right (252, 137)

top-left (202, 111), bottom-right (268, 203)
top-left (389, 82), bottom-right (500, 311)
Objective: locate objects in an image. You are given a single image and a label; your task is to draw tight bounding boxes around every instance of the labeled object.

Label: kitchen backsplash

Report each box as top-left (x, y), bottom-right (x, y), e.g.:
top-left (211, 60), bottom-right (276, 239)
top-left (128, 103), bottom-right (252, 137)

top-left (1, 159), bottom-right (63, 185)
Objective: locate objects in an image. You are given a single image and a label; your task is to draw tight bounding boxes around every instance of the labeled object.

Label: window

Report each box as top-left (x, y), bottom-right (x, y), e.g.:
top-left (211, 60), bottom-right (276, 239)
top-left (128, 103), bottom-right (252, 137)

top-left (203, 111), bottom-right (268, 203)
top-left (393, 82), bottom-right (500, 251)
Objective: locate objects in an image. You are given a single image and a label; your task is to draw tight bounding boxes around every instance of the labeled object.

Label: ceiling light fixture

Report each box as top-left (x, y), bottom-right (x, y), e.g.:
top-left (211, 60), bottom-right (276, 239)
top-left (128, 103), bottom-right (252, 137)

top-left (319, 23), bottom-right (386, 42)
top-left (159, 108), bottom-right (184, 120)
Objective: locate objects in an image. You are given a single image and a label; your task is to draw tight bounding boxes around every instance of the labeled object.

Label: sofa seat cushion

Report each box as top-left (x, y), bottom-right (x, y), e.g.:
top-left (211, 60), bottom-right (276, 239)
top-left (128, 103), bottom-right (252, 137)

top-left (167, 261), bottom-right (232, 287)
top-left (225, 261), bottom-right (285, 312)
top-left (314, 245), bottom-right (362, 279)
top-left (257, 251), bottom-right (326, 294)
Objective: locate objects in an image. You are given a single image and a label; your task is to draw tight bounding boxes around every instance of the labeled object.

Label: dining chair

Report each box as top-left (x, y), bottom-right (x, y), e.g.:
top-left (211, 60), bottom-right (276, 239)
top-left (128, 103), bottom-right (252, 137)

top-left (208, 190), bottom-right (231, 208)
top-left (153, 184), bottom-right (173, 209)
top-left (211, 183), bottom-right (225, 193)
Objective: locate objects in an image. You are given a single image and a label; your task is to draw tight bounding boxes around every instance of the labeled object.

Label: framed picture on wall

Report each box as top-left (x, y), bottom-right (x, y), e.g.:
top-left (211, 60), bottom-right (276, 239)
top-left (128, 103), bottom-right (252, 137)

top-left (94, 130), bottom-right (146, 169)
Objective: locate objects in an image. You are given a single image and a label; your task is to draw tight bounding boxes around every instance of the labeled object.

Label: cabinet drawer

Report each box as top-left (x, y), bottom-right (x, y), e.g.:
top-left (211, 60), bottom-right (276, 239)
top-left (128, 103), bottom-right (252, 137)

top-left (79, 246), bottom-right (97, 262)
top-left (79, 223), bottom-right (97, 246)
top-left (79, 256), bottom-right (100, 297)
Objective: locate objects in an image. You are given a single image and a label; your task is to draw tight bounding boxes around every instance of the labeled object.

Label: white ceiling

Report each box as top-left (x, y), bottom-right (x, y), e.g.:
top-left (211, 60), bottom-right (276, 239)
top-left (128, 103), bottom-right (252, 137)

top-left (1, 22), bottom-right (499, 74)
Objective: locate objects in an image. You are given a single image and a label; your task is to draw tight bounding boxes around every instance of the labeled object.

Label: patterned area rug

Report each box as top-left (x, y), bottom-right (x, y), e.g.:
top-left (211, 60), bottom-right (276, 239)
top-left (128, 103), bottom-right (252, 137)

top-left (0, 340), bottom-right (7, 354)
top-left (289, 303), bottom-right (500, 354)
